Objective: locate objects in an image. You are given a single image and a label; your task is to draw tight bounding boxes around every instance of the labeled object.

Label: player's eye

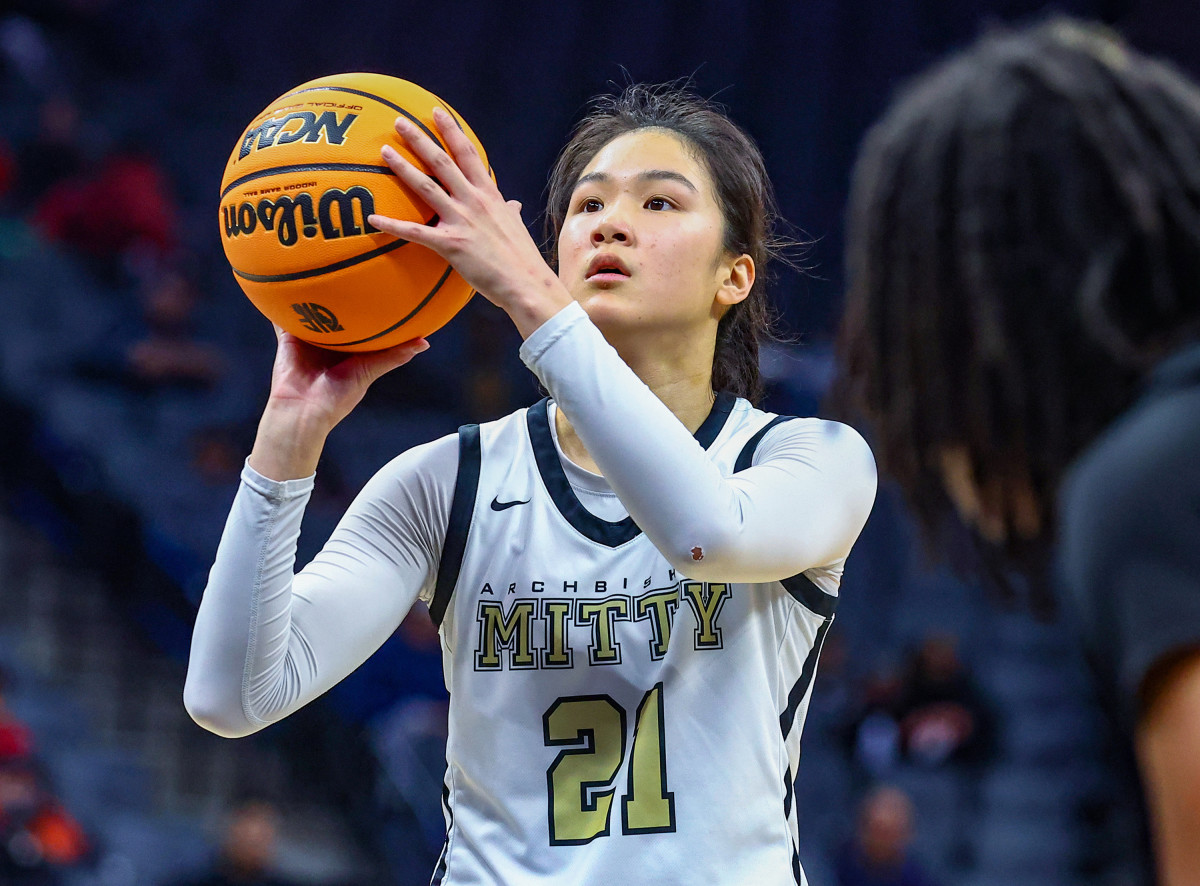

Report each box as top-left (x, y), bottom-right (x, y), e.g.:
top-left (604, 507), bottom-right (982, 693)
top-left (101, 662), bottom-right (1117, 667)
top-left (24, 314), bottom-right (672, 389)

top-left (580, 197), bottom-right (603, 213)
top-left (646, 196), bottom-right (673, 211)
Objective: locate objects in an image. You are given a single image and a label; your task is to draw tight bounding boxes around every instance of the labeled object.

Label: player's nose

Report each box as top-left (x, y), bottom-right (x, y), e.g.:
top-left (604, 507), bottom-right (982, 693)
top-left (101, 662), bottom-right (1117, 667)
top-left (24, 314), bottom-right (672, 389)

top-left (589, 204), bottom-right (635, 245)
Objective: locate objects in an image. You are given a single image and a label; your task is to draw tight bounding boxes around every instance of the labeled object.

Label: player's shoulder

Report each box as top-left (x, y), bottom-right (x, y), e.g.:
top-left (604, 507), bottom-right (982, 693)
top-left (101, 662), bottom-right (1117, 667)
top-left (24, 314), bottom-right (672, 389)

top-left (1060, 383), bottom-right (1200, 607)
top-left (1064, 389), bottom-right (1200, 543)
top-left (1072, 373), bottom-right (1199, 497)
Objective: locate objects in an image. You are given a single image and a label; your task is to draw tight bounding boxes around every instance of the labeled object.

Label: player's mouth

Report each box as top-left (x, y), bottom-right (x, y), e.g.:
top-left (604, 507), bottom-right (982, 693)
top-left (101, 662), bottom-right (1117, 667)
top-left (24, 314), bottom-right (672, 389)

top-left (585, 253), bottom-right (632, 283)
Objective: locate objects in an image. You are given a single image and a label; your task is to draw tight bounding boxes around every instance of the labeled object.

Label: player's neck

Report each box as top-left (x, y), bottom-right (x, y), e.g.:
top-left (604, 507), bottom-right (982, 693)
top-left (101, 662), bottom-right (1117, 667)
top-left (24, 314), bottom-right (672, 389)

top-left (554, 368), bottom-right (716, 477)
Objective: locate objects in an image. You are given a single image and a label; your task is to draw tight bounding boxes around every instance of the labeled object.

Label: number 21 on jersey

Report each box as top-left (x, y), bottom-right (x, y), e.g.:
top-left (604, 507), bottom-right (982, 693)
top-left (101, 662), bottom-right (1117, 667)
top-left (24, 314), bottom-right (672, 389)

top-left (542, 683), bottom-right (676, 845)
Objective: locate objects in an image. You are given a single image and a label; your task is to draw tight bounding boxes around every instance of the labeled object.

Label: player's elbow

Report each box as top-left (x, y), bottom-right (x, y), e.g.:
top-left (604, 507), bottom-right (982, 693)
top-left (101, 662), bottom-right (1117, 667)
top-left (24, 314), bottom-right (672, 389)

top-left (183, 676), bottom-right (261, 739)
top-left (662, 521), bottom-right (742, 579)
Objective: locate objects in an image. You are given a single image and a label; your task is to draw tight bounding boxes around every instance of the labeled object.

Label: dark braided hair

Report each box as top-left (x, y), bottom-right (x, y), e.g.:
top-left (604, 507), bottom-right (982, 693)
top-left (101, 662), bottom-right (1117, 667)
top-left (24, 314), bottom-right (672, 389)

top-left (834, 18), bottom-right (1200, 593)
top-left (545, 83), bottom-right (794, 405)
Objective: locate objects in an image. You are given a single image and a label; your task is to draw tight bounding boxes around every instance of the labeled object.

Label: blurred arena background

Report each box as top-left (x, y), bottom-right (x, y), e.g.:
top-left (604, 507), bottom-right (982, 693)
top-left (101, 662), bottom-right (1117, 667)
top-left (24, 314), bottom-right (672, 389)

top-left (0, 1), bottom-right (1194, 884)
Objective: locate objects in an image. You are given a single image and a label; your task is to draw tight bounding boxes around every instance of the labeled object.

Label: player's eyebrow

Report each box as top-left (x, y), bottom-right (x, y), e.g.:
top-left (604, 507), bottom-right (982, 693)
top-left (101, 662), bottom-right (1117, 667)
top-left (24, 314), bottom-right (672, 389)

top-left (573, 170), bottom-right (699, 193)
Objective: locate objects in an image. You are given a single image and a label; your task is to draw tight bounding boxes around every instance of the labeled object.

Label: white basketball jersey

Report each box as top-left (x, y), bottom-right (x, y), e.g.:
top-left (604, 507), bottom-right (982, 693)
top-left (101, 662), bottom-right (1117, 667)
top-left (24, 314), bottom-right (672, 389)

top-left (428, 393), bottom-right (840, 886)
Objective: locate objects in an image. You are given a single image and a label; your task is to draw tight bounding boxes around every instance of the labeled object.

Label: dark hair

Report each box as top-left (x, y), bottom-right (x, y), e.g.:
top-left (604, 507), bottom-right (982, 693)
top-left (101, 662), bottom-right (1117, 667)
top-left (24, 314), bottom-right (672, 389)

top-left (834, 18), bottom-right (1200, 592)
top-left (545, 83), bottom-right (792, 405)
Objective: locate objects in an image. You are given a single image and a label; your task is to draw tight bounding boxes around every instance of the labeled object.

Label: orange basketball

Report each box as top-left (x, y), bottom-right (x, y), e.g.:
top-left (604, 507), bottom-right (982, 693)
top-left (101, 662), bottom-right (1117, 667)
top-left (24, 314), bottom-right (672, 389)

top-left (219, 73), bottom-right (488, 351)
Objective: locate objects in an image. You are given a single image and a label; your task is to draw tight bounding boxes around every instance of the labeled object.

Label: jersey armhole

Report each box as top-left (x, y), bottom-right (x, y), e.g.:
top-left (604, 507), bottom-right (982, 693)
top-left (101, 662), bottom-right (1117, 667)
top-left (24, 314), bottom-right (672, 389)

top-left (733, 415), bottom-right (796, 473)
top-left (736, 415), bottom-right (840, 619)
top-left (429, 424), bottom-right (481, 628)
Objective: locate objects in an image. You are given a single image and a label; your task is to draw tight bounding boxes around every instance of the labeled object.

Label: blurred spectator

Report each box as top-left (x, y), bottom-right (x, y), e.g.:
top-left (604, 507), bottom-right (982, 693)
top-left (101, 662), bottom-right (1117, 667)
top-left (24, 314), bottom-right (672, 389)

top-left (0, 138), bottom-right (14, 202)
top-left (0, 14), bottom-right (57, 91)
top-left (0, 669), bottom-right (34, 762)
top-left (841, 660), bottom-right (905, 780)
top-left (361, 302), bottom-right (510, 420)
top-left (10, 95), bottom-right (85, 212)
top-left (32, 147), bottom-right (175, 280)
top-left (892, 634), bottom-right (996, 769)
top-left (4, 0), bottom-right (161, 80)
top-left (124, 269), bottom-right (225, 390)
top-left (835, 786), bottom-right (937, 886)
top-left (807, 631), bottom-right (853, 728)
top-left (336, 604), bottom-right (448, 727)
top-left (359, 605), bottom-right (450, 875)
top-left (840, 634), bottom-right (995, 783)
top-left (76, 266), bottom-right (226, 392)
top-left (0, 760), bottom-right (91, 885)
top-left (464, 302), bottom-right (522, 420)
top-left (164, 800), bottom-right (299, 886)
top-left (190, 425), bottom-right (252, 486)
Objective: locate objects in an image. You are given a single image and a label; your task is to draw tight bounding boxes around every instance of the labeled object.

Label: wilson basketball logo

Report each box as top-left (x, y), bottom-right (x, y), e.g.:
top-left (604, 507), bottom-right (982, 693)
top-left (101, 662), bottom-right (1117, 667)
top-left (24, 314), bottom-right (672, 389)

top-left (292, 302), bottom-right (344, 334)
top-left (238, 110), bottom-right (360, 160)
top-left (221, 186), bottom-right (379, 246)
top-left (219, 73), bottom-right (490, 351)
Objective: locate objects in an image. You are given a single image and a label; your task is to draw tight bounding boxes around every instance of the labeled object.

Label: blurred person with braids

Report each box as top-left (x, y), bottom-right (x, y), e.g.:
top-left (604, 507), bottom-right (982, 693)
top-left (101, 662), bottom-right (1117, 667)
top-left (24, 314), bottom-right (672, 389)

top-left (836, 18), bottom-right (1200, 885)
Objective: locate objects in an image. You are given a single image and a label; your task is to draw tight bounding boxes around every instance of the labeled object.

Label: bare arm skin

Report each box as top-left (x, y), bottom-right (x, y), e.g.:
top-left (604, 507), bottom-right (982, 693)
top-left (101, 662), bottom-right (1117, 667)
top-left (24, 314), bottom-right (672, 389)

top-left (1137, 650), bottom-right (1200, 886)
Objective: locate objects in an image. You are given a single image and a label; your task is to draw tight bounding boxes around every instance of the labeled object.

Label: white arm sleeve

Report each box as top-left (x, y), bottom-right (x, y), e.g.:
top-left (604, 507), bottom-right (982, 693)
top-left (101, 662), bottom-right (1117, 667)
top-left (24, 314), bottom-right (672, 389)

top-left (520, 303), bottom-right (877, 582)
top-left (184, 434), bottom-right (457, 738)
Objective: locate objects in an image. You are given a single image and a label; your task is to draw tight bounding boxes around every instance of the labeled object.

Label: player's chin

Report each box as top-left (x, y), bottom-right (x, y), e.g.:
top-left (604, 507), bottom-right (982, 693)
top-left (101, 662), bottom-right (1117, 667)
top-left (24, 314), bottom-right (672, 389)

top-left (575, 293), bottom-right (642, 329)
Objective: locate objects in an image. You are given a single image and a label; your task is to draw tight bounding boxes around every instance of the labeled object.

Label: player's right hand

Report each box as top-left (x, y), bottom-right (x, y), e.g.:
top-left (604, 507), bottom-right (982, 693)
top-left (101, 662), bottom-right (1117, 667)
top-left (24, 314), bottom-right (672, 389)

top-left (247, 326), bottom-right (428, 481)
top-left (266, 324), bottom-right (428, 430)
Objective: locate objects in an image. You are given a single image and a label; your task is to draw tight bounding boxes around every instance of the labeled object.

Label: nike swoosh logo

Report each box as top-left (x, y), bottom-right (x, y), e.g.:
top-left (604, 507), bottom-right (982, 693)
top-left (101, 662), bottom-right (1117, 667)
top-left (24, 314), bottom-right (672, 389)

top-left (490, 497), bottom-right (530, 511)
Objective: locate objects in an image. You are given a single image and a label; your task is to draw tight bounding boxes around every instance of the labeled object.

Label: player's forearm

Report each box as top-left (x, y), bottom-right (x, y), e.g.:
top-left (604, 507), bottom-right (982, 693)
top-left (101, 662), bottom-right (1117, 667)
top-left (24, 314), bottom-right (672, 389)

top-left (187, 440), bottom-right (447, 738)
top-left (521, 304), bottom-right (876, 580)
top-left (184, 465), bottom-right (314, 737)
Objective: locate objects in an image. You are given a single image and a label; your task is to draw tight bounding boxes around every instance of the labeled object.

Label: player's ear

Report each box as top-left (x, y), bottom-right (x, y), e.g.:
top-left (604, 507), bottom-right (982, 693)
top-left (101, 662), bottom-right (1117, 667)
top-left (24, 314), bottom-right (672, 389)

top-left (715, 254), bottom-right (754, 308)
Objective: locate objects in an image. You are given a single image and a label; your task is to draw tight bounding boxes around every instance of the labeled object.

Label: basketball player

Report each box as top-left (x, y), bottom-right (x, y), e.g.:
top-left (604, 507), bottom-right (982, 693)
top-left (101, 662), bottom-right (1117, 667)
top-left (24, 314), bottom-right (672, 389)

top-left (185, 85), bottom-right (877, 885)
top-left (835, 19), bottom-right (1200, 885)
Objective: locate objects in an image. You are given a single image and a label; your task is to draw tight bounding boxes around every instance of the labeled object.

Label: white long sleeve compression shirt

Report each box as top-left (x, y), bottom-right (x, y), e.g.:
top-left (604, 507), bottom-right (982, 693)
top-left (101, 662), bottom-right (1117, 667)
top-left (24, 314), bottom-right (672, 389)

top-left (184, 302), bottom-right (876, 738)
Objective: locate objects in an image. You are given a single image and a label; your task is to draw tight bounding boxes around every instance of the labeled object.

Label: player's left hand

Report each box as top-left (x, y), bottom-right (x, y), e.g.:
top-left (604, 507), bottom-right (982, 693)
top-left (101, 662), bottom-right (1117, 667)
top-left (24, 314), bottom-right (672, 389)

top-left (368, 108), bottom-right (572, 337)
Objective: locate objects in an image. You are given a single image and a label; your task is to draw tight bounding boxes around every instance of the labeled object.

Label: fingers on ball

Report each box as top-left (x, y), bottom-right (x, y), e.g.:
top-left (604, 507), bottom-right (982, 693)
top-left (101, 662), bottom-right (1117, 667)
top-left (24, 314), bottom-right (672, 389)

top-left (433, 108), bottom-right (489, 184)
top-left (386, 130), bottom-right (466, 204)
